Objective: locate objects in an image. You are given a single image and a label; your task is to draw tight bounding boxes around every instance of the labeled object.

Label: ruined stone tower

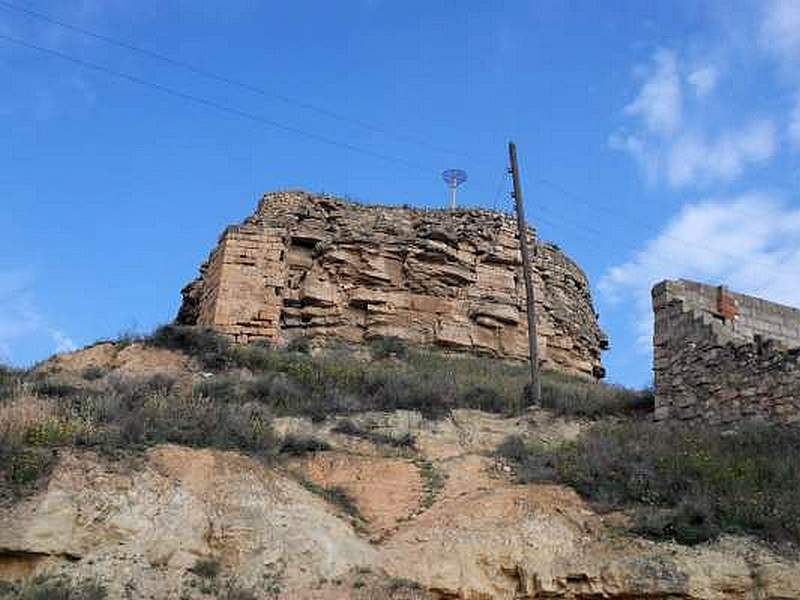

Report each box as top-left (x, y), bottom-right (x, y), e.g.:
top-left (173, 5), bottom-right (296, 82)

top-left (177, 191), bottom-right (608, 378)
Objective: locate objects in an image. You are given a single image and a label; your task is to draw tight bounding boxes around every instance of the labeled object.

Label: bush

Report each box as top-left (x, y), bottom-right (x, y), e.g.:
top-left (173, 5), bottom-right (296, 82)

top-left (539, 373), bottom-right (654, 418)
top-left (499, 423), bottom-right (800, 546)
top-left (279, 434), bottom-right (331, 455)
top-left (369, 336), bottom-right (409, 360)
top-left (300, 479), bottom-right (362, 520)
top-left (0, 365), bottom-right (24, 400)
top-left (286, 336), bottom-right (312, 354)
top-left (190, 557), bottom-right (221, 579)
top-left (30, 380), bottom-right (82, 399)
top-left (81, 366), bottom-right (106, 381)
top-left (332, 420), bottom-right (415, 449)
top-left (6, 574), bottom-right (106, 600)
top-left (145, 325), bottom-right (233, 370)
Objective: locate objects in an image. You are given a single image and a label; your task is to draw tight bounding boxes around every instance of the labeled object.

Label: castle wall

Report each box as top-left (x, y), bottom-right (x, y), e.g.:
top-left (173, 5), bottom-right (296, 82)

top-left (652, 279), bottom-right (800, 425)
top-left (178, 191), bottom-right (608, 379)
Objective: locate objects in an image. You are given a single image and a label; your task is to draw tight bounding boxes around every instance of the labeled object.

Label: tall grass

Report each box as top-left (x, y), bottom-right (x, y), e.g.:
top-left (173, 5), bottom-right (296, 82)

top-left (498, 422), bottom-right (800, 546)
top-left (146, 325), bottom-right (647, 420)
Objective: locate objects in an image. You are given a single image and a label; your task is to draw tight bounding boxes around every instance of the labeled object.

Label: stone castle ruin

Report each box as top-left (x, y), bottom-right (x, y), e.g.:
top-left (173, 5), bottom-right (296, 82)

top-left (177, 190), bottom-right (608, 379)
top-left (653, 279), bottom-right (800, 425)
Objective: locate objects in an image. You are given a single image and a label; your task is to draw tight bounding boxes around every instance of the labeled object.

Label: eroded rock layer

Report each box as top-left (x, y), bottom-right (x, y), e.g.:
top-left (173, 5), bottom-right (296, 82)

top-left (178, 191), bottom-right (607, 378)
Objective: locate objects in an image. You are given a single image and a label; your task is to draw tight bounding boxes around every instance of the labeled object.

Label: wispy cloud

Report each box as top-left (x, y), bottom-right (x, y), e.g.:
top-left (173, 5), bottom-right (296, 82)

top-left (667, 120), bottom-right (776, 187)
top-left (624, 49), bottom-right (682, 136)
top-left (687, 65), bottom-right (718, 98)
top-left (600, 193), bottom-right (800, 350)
top-left (610, 46), bottom-right (778, 188)
top-left (760, 0), bottom-right (800, 61)
top-left (0, 269), bottom-right (76, 364)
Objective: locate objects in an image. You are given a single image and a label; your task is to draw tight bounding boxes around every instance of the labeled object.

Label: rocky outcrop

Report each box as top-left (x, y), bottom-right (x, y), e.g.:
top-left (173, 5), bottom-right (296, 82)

top-left (177, 191), bottom-right (607, 379)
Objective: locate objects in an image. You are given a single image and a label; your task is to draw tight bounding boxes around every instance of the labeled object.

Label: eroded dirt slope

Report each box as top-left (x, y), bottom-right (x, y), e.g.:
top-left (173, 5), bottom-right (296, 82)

top-left (2, 404), bottom-right (799, 599)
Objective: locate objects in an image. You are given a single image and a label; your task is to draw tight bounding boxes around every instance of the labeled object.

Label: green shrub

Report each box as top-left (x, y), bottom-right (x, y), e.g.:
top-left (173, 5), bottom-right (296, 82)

top-left (279, 434), bottom-right (331, 455)
top-left (539, 373), bottom-right (654, 417)
top-left (81, 366), bottom-right (106, 381)
top-left (286, 336), bottom-right (312, 354)
top-left (0, 365), bottom-right (24, 400)
top-left (300, 479), bottom-right (362, 519)
top-left (499, 423), bottom-right (800, 546)
top-left (145, 325), bottom-right (233, 370)
top-left (190, 557), bottom-right (221, 579)
top-left (1, 447), bottom-right (57, 488)
top-left (11, 575), bottom-right (106, 600)
top-left (369, 336), bottom-right (409, 360)
top-left (193, 376), bottom-right (241, 403)
top-left (332, 420), bottom-right (415, 449)
top-left (30, 380), bottom-right (81, 399)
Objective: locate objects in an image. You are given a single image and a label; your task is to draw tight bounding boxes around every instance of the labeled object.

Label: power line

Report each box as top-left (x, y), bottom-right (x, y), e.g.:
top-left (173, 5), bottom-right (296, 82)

top-left (532, 177), bottom-right (788, 272)
top-left (1, 19), bottom-right (789, 271)
top-left (0, 0), bottom-right (488, 162)
top-left (0, 31), bottom-right (438, 175)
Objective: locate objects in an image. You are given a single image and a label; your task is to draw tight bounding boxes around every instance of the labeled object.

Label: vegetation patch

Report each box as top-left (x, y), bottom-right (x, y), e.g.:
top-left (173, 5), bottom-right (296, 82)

top-left (415, 459), bottom-right (447, 508)
top-left (332, 420), bottom-right (416, 449)
top-left (140, 326), bottom-right (648, 421)
top-left (189, 557), bottom-right (221, 579)
top-left (0, 574), bottom-right (106, 600)
top-left (539, 372), bottom-right (654, 417)
top-left (299, 478), bottom-right (363, 522)
top-left (498, 423), bottom-right (800, 546)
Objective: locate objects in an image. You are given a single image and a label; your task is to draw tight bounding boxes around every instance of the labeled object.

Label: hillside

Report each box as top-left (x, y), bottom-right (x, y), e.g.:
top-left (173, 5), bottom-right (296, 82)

top-left (1, 328), bottom-right (799, 599)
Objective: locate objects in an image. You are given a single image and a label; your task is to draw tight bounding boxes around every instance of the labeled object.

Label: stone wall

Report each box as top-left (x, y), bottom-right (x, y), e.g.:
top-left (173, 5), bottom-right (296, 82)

top-left (178, 190), bottom-right (608, 379)
top-left (652, 279), bottom-right (800, 425)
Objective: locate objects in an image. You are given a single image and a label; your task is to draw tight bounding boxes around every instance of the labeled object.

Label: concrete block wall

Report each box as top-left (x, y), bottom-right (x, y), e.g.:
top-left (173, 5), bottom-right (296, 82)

top-left (652, 279), bottom-right (800, 426)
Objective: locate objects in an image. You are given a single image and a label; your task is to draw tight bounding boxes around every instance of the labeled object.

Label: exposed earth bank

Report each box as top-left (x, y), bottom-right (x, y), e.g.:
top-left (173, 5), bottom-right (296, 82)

top-left (2, 405), bottom-right (798, 599)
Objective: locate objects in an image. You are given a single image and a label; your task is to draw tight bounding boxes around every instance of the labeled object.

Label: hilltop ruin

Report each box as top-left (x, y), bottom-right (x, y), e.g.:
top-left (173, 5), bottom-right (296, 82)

top-left (177, 190), bottom-right (608, 379)
top-left (653, 279), bottom-right (800, 425)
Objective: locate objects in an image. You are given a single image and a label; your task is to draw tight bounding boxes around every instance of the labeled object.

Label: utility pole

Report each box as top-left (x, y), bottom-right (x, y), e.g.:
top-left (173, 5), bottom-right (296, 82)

top-left (508, 141), bottom-right (541, 405)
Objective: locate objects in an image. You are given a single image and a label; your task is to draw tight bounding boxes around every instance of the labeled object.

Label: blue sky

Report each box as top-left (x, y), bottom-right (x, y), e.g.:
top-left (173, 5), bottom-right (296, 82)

top-left (2, 0), bottom-right (800, 387)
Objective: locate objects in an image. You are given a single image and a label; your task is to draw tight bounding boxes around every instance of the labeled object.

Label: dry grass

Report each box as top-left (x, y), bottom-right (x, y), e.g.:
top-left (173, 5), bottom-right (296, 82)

top-left (499, 422), bottom-right (800, 547)
top-left (0, 393), bottom-right (57, 448)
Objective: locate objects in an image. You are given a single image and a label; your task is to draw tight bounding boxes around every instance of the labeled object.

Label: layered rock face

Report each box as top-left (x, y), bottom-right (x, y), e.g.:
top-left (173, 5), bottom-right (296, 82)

top-left (178, 191), bottom-right (607, 378)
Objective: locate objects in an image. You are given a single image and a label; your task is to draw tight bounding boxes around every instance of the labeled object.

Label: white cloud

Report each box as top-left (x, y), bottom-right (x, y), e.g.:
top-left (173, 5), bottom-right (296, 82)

top-left (687, 65), bottom-right (718, 98)
top-left (611, 46), bottom-right (781, 187)
top-left (0, 269), bottom-right (76, 364)
top-left (51, 330), bottom-right (76, 354)
top-left (624, 49), bottom-right (682, 136)
top-left (599, 193), bottom-right (800, 350)
top-left (667, 119), bottom-right (777, 186)
top-left (760, 0), bottom-right (800, 60)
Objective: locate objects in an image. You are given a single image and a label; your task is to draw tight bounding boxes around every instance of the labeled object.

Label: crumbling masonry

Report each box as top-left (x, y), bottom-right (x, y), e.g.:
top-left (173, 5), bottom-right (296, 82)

top-left (177, 190), bottom-right (608, 379)
top-left (653, 279), bottom-right (800, 425)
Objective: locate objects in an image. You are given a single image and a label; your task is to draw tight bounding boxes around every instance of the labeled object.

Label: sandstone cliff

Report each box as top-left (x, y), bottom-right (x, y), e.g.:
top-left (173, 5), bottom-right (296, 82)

top-left (177, 191), bottom-right (607, 379)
